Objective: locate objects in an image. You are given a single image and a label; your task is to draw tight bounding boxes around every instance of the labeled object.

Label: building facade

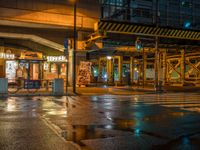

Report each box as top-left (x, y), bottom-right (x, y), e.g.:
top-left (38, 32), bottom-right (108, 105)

top-left (1, 0), bottom-right (200, 89)
top-left (100, 0), bottom-right (200, 30)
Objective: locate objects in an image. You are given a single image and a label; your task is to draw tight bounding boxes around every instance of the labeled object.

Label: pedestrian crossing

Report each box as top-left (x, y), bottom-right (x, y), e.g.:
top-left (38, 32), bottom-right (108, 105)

top-left (131, 93), bottom-right (200, 112)
top-left (69, 93), bottom-right (200, 113)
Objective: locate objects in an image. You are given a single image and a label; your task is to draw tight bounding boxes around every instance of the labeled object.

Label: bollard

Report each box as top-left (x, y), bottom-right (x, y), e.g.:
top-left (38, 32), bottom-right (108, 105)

top-left (53, 78), bottom-right (64, 96)
top-left (0, 78), bottom-right (8, 96)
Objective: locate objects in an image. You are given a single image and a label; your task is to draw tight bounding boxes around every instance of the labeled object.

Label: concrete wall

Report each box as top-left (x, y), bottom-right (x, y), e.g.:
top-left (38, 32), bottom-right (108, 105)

top-left (0, 0), bottom-right (100, 30)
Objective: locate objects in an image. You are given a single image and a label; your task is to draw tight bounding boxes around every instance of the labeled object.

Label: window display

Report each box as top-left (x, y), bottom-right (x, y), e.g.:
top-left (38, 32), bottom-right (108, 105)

top-left (6, 61), bottom-right (18, 82)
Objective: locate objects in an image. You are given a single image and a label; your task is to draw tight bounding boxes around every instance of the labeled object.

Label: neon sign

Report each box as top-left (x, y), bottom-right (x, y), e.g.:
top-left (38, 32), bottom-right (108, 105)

top-left (0, 53), bottom-right (15, 59)
top-left (47, 56), bottom-right (67, 62)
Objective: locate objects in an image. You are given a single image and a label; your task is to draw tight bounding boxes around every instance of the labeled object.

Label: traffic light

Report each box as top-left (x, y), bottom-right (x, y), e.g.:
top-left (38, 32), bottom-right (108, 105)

top-left (135, 39), bottom-right (142, 51)
top-left (184, 21), bottom-right (191, 29)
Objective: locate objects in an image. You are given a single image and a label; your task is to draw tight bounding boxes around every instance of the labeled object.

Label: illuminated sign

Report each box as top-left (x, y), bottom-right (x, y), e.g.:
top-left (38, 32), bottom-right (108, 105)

top-left (0, 53), bottom-right (15, 59)
top-left (47, 56), bottom-right (67, 62)
top-left (20, 52), bottom-right (43, 60)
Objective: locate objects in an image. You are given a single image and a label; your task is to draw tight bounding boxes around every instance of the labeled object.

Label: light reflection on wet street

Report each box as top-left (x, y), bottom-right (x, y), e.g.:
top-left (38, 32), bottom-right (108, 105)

top-left (1, 93), bottom-right (200, 149)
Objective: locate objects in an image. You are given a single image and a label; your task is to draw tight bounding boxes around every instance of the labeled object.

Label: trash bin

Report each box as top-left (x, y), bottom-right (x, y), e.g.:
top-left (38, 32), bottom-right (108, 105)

top-left (0, 78), bottom-right (8, 96)
top-left (53, 78), bottom-right (64, 95)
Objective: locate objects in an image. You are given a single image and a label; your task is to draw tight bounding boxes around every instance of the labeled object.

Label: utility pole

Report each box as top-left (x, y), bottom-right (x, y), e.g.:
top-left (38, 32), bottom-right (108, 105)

top-left (155, 0), bottom-right (160, 92)
top-left (73, 1), bottom-right (77, 94)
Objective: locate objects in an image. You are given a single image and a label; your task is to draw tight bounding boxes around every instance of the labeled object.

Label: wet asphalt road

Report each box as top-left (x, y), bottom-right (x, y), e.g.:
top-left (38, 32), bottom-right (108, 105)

top-left (0, 97), bottom-right (79, 150)
top-left (1, 93), bottom-right (200, 150)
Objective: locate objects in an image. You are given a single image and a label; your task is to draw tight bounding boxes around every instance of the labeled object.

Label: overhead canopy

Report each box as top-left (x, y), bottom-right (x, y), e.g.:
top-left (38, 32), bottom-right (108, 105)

top-left (95, 20), bottom-right (200, 41)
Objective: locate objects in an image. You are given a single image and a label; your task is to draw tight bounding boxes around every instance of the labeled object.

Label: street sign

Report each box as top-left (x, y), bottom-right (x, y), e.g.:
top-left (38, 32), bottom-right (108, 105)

top-left (24, 80), bottom-right (41, 89)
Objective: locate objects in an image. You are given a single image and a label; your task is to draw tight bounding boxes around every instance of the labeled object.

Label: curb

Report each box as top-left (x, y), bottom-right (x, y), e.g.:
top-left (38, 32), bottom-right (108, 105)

top-left (40, 115), bottom-right (82, 150)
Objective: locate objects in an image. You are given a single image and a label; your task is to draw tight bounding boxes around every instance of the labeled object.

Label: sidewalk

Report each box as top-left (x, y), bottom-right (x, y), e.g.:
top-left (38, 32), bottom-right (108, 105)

top-left (6, 85), bottom-right (200, 97)
top-left (76, 86), bottom-right (154, 95)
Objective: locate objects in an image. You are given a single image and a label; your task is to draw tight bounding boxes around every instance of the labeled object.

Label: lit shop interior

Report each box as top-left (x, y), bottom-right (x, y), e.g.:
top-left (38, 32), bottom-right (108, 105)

top-left (1, 48), bottom-right (67, 83)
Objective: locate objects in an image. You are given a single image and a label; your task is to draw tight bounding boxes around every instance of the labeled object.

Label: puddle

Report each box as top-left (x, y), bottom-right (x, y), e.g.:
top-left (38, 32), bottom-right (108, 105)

top-left (58, 115), bottom-right (174, 150)
top-left (60, 118), bottom-right (136, 145)
top-left (61, 125), bottom-right (111, 146)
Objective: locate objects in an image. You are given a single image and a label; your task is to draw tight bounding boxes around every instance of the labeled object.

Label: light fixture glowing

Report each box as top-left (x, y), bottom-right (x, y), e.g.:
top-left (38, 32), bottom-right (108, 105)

top-left (107, 56), bottom-right (112, 60)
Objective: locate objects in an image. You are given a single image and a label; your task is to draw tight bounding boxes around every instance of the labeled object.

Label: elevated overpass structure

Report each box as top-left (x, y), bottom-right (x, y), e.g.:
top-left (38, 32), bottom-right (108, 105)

top-left (0, 0), bottom-right (99, 50)
top-left (86, 20), bottom-right (200, 88)
top-left (0, 0), bottom-right (100, 81)
top-left (1, 0), bottom-right (200, 89)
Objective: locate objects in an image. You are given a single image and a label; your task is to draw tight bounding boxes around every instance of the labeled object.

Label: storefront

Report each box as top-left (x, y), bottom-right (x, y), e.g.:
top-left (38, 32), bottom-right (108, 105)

top-left (44, 55), bottom-right (68, 80)
top-left (2, 48), bottom-right (68, 84)
top-left (4, 51), bottom-right (44, 83)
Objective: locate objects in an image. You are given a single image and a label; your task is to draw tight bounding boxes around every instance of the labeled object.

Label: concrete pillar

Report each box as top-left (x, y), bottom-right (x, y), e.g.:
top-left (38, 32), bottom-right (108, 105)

top-left (162, 50), bottom-right (167, 85)
top-left (98, 58), bottom-right (103, 82)
top-left (118, 56), bottom-right (123, 84)
top-left (154, 37), bottom-right (160, 91)
top-left (166, 59), bottom-right (170, 83)
top-left (142, 49), bottom-right (147, 87)
top-left (0, 41), bottom-right (5, 78)
top-left (107, 58), bottom-right (114, 84)
top-left (68, 49), bottom-right (73, 86)
top-left (130, 57), bottom-right (134, 84)
top-left (39, 61), bottom-right (43, 80)
top-left (158, 52), bottom-right (162, 82)
top-left (181, 49), bottom-right (186, 84)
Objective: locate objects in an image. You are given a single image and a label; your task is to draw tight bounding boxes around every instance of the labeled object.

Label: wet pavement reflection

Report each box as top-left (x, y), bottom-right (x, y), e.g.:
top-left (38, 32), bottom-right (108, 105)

top-left (40, 94), bottom-right (200, 150)
top-left (1, 93), bottom-right (200, 149)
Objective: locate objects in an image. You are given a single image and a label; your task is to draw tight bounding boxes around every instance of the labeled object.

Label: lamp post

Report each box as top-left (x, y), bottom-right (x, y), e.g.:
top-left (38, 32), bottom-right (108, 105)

top-left (155, 0), bottom-right (160, 92)
top-left (72, 0), bottom-right (77, 94)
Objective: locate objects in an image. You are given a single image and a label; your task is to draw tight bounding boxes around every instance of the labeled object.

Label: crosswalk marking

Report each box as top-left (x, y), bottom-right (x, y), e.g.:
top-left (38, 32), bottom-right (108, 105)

top-left (69, 94), bottom-right (200, 113)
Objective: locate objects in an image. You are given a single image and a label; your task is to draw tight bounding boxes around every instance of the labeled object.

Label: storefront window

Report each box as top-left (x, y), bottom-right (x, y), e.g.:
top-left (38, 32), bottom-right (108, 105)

top-left (6, 61), bottom-right (18, 82)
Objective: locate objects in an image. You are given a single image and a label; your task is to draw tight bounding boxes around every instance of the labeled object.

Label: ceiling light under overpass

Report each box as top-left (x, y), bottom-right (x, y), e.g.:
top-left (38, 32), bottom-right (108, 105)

top-left (107, 56), bottom-right (112, 60)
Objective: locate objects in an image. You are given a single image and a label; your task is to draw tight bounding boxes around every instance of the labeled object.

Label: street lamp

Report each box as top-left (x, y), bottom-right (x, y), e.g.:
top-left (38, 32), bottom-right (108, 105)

top-left (70, 0), bottom-right (77, 94)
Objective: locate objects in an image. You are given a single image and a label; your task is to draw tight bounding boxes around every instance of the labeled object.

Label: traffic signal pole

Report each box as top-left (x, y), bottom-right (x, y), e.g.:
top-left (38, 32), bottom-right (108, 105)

top-left (73, 2), bottom-right (77, 94)
top-left (154, 0), bottom-right (161, 92)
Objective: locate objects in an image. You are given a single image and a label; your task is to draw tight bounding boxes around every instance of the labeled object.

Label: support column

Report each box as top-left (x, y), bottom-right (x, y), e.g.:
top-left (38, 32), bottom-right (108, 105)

top-left (98, 58), bottom-right (103, 82)
top-left (41, 61), bottom-right (44, 80)
top-left (154, 36), bottom-right (160, 91)
top-left (130, 57), bottom-right (134, 84)
top-left (181, 49), bottom-right (186, 85)
top-left (118, 56), bottom-right (123, 84)
top-left (0, 40), bottom-right (5, 78)
top-left (68, 49), bottom-right (73, 86)
top-left (107, 58), bottom-right (114, 84)
top-left (142, 49), bottom-right (147, 87)
top-left (158, 51), bottom-right (162, 82)
top-left (162, 50), bottom-right (167, 86)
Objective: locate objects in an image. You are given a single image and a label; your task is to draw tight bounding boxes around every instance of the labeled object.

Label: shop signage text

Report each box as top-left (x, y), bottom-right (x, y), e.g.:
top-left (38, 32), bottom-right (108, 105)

top-left (47, 56), bottom-right (67, 62)
top-left (0, 53), bottom-right (15, 59)
top-left (20, 52), bottom-right (43, 60)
